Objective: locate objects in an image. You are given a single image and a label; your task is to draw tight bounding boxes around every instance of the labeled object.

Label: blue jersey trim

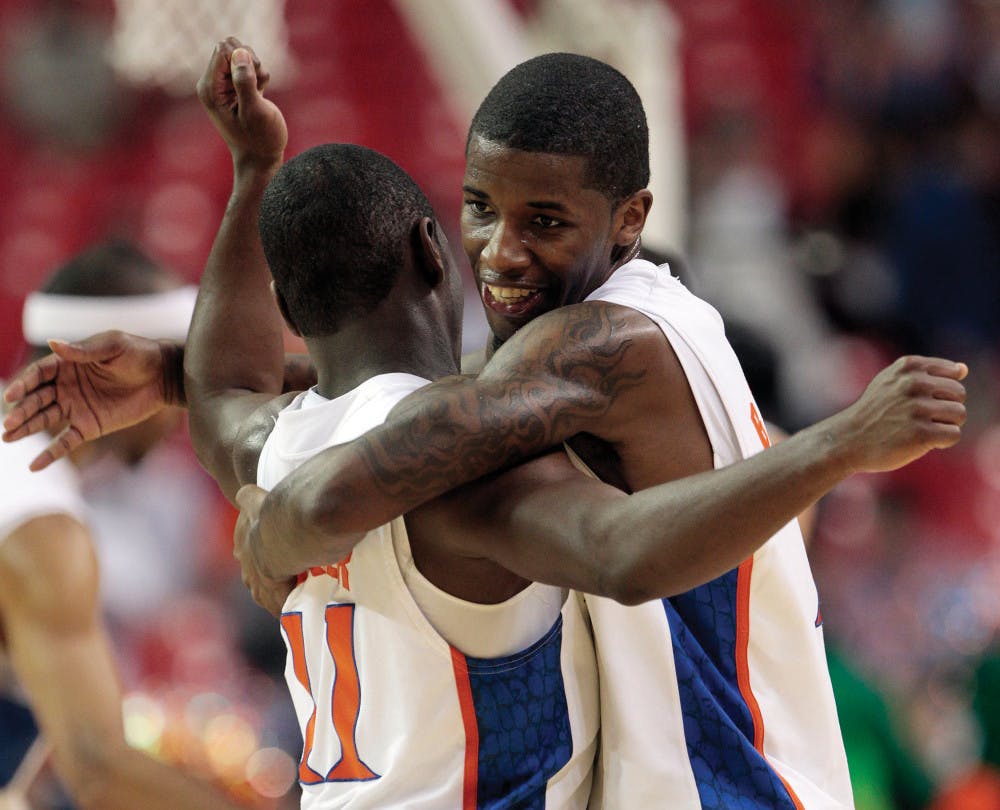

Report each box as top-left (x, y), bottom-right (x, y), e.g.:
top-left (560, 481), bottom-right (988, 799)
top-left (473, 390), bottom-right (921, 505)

top-left (462, 616), bottom-right (573, 809)
top-left (664, 571), bottom-right (798, 809)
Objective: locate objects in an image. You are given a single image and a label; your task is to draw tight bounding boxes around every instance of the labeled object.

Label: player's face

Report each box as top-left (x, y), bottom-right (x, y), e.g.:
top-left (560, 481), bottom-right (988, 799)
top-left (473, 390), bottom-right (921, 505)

top-left (461, 135), bottom-right (623, 344)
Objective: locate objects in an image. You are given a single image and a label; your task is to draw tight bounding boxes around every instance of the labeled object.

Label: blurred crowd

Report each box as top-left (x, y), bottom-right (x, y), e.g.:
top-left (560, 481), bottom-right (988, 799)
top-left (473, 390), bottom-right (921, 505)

top-left (0, 1), bottom-right (997, 808)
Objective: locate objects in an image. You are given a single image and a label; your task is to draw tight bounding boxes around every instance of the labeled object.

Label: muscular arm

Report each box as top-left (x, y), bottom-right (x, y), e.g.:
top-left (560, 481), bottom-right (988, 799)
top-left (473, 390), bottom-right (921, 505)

top-left (413, 419), bottom-right (859, 605)
top-left (248, 302), bottom-right (648, 574)
top-left (248, 310), bottom-right (966, 583)
top-left (0, 516), bottom-right (247, 810)
top-left (185, 41), bottom-right (288, 503)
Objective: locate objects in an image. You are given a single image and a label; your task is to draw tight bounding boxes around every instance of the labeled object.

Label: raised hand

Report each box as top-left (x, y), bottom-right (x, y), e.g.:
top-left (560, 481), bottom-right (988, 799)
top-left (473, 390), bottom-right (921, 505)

top-left (196, 37), bottom-right (287, 172)
top-left (233, 484), bottom-right (295, 617)
top-left (827, 355), bottom-right (968, 474)
top-left (2, 332), bottom-right (178, 471)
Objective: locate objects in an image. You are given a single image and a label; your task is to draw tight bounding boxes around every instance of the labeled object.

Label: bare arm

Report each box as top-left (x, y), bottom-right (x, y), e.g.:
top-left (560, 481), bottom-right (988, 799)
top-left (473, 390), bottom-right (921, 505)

top-left (184, 40), bottom-right (289, 503)
top-left (415, 409), bottom-right (887, 605)
top-left (0, 516), bottom-right (248, 810)
top-left (246, 302), bottom-right (645, 576)
top-left (245, 298), bottom-right (967, 581)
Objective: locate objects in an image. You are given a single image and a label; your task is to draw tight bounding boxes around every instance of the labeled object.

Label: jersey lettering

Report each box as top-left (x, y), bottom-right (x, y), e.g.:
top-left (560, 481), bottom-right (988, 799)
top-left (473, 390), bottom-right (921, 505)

top-left (281, 604), bottom-right (380, 784)
top-left (302, 551), bottom-right (354, 590)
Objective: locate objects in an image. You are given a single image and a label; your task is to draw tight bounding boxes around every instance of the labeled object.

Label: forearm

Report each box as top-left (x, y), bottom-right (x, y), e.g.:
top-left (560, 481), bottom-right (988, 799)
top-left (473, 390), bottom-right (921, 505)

top-left (594, 417), bottom-right (854, 602)
top-left (249, 373), bottom-right (587, 578)
top-left (186, 166), bottom-right (284, 402)
top-left (185, 165), bottom-right (284, 485)
top-left (162, 343), bottom-right (315, 408)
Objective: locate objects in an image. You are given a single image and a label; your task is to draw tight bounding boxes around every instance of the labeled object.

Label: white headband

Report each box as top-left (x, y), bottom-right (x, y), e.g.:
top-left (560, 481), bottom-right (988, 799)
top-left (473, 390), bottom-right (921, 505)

top-left (22, 285), bottom-right (198, 345)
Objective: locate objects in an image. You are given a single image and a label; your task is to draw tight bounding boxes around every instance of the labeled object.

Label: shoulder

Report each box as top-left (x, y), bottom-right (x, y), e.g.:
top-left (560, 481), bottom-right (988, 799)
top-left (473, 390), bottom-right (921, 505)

top-left (484, 301), bottom-right (689, 413)
top-left (485, 301), bottom-right (668, 380)
top-left (0, 434), bottom-right (87, 540)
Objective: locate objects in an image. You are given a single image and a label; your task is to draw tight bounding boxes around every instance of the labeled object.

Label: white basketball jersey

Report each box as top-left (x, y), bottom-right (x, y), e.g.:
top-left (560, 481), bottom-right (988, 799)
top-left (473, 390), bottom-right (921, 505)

top-left (581, 260), bottom-right (853, 809)
top-left (257, 374), bottom-right (599, 809)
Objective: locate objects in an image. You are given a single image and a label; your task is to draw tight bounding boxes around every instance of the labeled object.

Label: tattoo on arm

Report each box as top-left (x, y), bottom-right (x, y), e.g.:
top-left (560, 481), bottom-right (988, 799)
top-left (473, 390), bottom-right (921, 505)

top-left (354, 305), bottom-right (645, 505)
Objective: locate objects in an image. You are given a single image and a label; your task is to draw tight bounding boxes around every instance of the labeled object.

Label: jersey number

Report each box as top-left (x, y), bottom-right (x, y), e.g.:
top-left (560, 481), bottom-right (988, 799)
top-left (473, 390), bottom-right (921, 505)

top-left (281, 605), bottom-right (379, 784)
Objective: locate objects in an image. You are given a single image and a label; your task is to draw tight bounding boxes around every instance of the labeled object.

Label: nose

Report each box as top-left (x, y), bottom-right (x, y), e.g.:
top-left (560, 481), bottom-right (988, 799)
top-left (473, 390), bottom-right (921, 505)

top-left (480, 218), bottom-right (531, 276)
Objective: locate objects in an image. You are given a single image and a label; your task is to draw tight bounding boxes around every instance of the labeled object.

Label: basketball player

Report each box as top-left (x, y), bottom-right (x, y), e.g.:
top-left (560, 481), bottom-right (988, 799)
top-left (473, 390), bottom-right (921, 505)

top-left (221, 53), bottom-right (967, 809)
top-left (3, 44), bottom-right (964, 806)
top-left (0, 242), bottom-right (248, 810)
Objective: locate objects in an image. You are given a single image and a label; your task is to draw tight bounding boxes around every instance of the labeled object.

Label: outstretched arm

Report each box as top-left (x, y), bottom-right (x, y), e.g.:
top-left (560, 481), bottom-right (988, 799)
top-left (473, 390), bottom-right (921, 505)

top-left (412, 371), bottom-right (954, 605)
top-left (1, 333), bottom-right (318, 473)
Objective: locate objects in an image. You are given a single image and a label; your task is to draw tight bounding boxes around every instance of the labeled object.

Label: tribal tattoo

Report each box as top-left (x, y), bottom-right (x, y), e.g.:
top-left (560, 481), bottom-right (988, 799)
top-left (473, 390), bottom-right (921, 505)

top-left (350, 303), bottom-right (646, 505)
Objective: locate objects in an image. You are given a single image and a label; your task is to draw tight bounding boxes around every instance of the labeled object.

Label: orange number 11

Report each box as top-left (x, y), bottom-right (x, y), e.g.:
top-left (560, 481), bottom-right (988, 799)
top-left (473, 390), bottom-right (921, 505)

top-left (281, 605), bottom-right (380, 784)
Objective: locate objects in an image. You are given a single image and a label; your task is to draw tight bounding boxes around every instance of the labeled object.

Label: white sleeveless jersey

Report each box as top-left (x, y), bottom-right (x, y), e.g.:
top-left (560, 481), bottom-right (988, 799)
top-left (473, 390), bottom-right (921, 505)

top-left (581, 260), bottom-right (853, 809)
top-left (257, 374), bottom-right (599, 809)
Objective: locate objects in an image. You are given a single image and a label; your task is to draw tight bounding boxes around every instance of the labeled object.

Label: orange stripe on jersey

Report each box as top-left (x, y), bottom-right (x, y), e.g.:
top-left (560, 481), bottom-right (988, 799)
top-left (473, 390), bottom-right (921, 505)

top-left (450, 649), bottom-right (479, 810)
top-left (735, 559), bottom-right (805, 810)
top-left (325, 605), bottom-right (378, 780)
top-left (280, 612), bottom-right (322, 784)
top-left (750, 402), bottom-right (771, 448)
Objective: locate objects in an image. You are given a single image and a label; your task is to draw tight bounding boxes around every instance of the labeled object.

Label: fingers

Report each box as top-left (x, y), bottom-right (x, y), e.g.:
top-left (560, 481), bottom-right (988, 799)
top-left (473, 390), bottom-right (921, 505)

top-left (235, 483), bottom-right (268, 517)
top-left (3, 355), bottom-right (59, 404)
top-left (48, 333), bottom-right (125, 362)
top-left (197, 41), bottom-right (235, 105)
top-left (896, 354), bottom-right (968, 381)
top-left (2, 391), bottom-right (61, 439)
top-left (29, 425), bottom-right (83, 472)
top-left (230, 47), bottom-right (260, 115)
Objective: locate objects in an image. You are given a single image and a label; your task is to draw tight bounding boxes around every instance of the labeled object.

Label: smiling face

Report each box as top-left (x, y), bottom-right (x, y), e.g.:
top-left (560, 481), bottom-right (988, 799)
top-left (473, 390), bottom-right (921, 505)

top-left (462, 135), bottom-right (640, 344)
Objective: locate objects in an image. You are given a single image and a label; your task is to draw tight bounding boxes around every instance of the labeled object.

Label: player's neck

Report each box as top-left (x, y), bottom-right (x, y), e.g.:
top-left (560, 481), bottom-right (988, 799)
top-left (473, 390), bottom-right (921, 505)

top-left (307, 327), bottom-right (459, 400)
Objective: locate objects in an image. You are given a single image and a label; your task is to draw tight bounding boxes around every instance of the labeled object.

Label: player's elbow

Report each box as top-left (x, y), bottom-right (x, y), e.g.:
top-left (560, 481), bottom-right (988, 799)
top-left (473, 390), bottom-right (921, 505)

top-left (587, 520), bottom-right (662, 606)
top-left (598, 563), bottom-right (662, 606)
top-left (593, 530), bottom-right (675, 606)
top-left (293, 478), bottom-right (365, 560)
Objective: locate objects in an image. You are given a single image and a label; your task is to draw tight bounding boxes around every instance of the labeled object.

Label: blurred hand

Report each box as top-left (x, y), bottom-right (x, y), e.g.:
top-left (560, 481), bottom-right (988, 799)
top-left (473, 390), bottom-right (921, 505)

top-left (828, 355), bottom-right (967, 474)
top-left (196, 38), bottom-right (287, 172)
top-left (3, 332), bottom-right (175, 471)
top-left (234, 484), bottom-right (295, 617)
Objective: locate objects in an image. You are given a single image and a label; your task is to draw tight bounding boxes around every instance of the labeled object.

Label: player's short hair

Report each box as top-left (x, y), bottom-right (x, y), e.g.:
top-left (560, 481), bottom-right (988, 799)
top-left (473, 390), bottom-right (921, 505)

top-left (40, 239), bottom-right (171, 297)
top-left (259, 143), bottom-right (435, 337)
top-left (467, 52), bottom-right (650, 203)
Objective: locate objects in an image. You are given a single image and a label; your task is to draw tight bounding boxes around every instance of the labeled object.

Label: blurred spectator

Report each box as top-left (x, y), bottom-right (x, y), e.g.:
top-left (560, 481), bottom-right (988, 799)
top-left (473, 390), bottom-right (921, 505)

top-left (0, 240), bottom-right (297, 808)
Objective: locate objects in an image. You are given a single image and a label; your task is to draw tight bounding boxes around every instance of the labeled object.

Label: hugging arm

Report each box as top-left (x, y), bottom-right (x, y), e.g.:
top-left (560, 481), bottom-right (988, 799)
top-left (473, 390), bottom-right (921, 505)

top-left (415, 406), bottom-right (901, 605)
top-left (245, 299), bottom-right (967, 581)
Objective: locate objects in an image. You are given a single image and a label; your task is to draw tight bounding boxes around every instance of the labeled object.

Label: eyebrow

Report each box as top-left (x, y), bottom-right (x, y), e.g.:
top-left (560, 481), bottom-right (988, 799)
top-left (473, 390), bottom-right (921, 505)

top-left (462, 185), bottom-right (570, 212)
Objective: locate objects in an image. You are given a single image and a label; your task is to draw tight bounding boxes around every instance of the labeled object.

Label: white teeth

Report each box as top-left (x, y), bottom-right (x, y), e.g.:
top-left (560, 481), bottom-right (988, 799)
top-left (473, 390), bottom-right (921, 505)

top-left (486, 284), bottom-right (535, 302)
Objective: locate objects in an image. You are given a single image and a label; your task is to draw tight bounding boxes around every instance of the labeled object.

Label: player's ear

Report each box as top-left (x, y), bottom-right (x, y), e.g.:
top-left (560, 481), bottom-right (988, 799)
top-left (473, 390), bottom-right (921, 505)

top-left (413, 216), bottom-right (445, 289)
top-left (614, 189), bottom-right (653, 248)
top-left (271, 281), bottom-right (301, 337)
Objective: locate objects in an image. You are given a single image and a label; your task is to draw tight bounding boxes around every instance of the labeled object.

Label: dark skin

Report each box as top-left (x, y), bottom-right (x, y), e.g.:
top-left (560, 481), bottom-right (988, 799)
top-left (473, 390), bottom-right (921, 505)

top-left (178, 40), bottom-right (968, 618)
top-left (461, 136), bottom-right (711, 491)
top-left (3, 45), bottom-right (969, 617)
top-left (235, 135), bottom-right (966, 598)
top-left (182, 40), bottom-right (595, 611)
